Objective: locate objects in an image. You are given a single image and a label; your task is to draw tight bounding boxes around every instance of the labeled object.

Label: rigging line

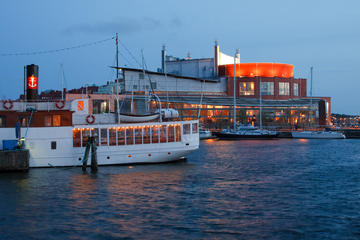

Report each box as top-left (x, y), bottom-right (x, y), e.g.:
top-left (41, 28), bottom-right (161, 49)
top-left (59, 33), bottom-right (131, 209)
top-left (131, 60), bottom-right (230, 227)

top-left (0, 36), bottom-right (115, 56)
top-left (117, 37), bottom-right (142, 67)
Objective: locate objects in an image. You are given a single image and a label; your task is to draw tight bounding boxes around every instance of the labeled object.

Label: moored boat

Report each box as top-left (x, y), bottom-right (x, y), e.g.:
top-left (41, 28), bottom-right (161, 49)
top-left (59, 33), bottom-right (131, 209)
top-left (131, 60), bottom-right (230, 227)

top-left (291, 130), bottom-right (345, 139)
top-left (213, 124), bottom-right (278, 140)
top-left (0, 98), bottom-right (199, 167)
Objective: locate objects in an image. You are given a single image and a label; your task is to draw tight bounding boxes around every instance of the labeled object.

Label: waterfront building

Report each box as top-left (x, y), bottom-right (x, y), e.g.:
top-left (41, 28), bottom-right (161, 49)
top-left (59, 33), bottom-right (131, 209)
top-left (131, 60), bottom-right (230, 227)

top-left (15, 42), bottom-right (332, 130)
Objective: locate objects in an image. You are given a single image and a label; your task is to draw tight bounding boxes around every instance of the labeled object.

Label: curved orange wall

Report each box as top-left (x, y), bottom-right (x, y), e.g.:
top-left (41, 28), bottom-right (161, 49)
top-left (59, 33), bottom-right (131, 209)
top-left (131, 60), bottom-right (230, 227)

top-left (222, 63), bottom-right (294, 78)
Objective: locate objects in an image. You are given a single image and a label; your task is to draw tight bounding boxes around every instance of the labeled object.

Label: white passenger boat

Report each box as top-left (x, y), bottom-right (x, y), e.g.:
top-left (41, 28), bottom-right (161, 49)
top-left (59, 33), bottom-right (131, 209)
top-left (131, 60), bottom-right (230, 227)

top-left (291, 130), bottom-right (345, 139)
top-left (0, 99), bottom-right (199, 167)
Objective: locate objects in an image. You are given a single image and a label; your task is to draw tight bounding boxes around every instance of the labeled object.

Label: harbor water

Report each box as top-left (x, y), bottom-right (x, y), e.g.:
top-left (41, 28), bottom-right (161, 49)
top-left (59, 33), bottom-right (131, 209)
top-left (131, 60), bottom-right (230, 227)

top-left (1, 139), bottom-right (360, 239)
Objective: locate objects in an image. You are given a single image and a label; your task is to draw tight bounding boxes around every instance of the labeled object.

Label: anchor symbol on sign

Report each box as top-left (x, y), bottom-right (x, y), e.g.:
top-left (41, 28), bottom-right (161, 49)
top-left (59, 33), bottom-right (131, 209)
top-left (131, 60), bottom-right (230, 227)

top-left (28, 76), bottom-right (37, 88)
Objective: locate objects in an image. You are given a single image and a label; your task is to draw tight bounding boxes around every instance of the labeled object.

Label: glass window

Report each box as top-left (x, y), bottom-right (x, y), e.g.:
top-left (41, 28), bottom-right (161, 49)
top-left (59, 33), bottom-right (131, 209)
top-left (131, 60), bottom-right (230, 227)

top-left (109, 128), bottom-right (116, 146)
top-left (44, 115), bottom-right (52, 127)
top-left (100, 128), bottom-right (108, 146)
top-left (192, 123), bottom-right (198, 134)
top-left (53, 115), bottom-right (61, 126)
top-left (73, 129), bottom-right (81, 147)
top-left (279, 82), bottom-right (290, 96)
top-left (19, 116), bottom-right (28, 127)
top-left (293, 83), bottom-right (299, 96)
top-left (139, 73), bottom-right (144, 79)
top-left (160, 125), bottom-right (167, 143)
top-left (151, 82), bottom-right (157, 90)
top-left (91, 128), bottom-right (99, 146)
top-left (168, 125), bottom-right (175, 142)
top-left (126, 128), bottom-right (134, 145)
top-left (117, 128), bottom-right (125, 145)
top-left (239, 82), bottom-right (255, 96)
top-left (92, 100), bottom-right (110, 114)
top-left (0, 116), bottom-right (5, 127)
top-left (183, 124), bottom-right (191, 135)
top-left (135, 128), bottom-right (142, 144)
top-left (143, 127), bottom-right (151, 144)
top-left (152, 126), bottom-right (159, 144)
top-left (82, 129), bottom-right (90, 147)
top-left (261, 82), bottom-right (274, 96)
top-left (175, 125), bottom-right (181, 142)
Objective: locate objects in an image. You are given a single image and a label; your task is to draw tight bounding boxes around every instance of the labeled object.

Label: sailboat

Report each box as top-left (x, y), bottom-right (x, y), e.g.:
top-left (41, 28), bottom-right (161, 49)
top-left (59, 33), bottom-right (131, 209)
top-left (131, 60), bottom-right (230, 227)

top-left (213, 50), bottom-right (278, 140)
top-left (291, 67), bottom-right (345, 139)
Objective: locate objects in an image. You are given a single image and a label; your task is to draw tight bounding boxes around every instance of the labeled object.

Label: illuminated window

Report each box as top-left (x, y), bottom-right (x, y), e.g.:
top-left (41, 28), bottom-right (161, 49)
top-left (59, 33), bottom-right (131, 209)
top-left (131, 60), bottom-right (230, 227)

top-left (239, 82), bottom-right (255, 96)
top-left (44, 115), bottom-right (52, 127)
top-left (91, 128), bottom-right (99, 146)
top-left (92, 100), bottom-right (109, 114)
top-left (117, 128), bottom-right (125, 145)
top-left (160, 125), bottom-right (167, 143)
top-left (126, 128), bottom-right (134, 145)
top-left (293, 83), bottom-right (299, 96)
top-left (109, 128), bottom-right (116, 146)
top-left (261, 82), bottom-right (274, 96)
top-left (175, 125), bottom-right (181, 142)
top-left (168, 125), bottom-right (175, 142)
top-left (135, 128), bottom-right (142, 144)
top-left (77, 101), bottom-right (84, 111)
top-left (53, 115), bottom-right (61, 126)
top-left (152, 126), bottom-right (159, 144)
top-left (100, 128), bottom-right (108, 146)
top-left (0, 116), bottom-right (5, 127)
top-left (279, 82), bottom-right (290, 96)
top-left (73, 130), bottom-right (81, 147)
top-left (82, 129), bottom-right (90, 147)
top-left (143, 127), bottom-right (151, 144)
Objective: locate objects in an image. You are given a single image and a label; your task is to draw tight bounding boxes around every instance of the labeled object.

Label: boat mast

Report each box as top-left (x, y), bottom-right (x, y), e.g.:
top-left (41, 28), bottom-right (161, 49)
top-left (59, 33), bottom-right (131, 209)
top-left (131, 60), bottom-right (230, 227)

top-left (310, 66), bottom-right (313, 130)
top-left (233, 49), bottom-right (239, 131)
top-left (116, 33), bottom-right (120, 123)
top-left (259, 76), bottom-right (262, 129)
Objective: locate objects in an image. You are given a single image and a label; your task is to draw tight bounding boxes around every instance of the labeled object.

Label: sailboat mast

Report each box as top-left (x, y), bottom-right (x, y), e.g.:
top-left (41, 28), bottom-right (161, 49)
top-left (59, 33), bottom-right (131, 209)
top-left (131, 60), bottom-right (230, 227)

top-left (259, 76), bottom-right (262, 129)
top-left (115, 33), bottom-right (120, 123)
top-left (310, 66), bottom-right (313, 130)
top-left (233, 50), bottom-right (237, 131)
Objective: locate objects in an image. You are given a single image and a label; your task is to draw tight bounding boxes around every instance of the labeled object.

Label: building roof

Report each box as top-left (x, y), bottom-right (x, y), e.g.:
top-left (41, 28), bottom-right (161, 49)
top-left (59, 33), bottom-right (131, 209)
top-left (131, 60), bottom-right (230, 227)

top-left (116, 67), bottom-right (220, 83)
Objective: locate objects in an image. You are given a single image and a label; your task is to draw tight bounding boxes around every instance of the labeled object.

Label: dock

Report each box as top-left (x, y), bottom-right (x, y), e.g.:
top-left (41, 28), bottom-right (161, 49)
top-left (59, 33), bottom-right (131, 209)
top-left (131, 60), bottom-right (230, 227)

top-left (0, 150), bottom-right (29, 172)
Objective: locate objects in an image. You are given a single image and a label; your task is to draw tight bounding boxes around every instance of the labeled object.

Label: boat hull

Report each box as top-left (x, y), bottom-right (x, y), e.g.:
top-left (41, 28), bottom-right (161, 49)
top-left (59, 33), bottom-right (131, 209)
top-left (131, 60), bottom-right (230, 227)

top-left (292, 131), bottom-right (345, 139)
top-left (0, 121), bottom-right (199, 167)
top-left (213, 131), bottom-right (278, 140)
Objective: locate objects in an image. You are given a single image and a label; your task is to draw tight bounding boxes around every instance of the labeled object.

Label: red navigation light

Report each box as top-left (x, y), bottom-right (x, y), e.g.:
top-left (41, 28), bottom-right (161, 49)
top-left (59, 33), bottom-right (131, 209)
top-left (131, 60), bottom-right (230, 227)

top-left (27, 76), bottom-right (38, 89)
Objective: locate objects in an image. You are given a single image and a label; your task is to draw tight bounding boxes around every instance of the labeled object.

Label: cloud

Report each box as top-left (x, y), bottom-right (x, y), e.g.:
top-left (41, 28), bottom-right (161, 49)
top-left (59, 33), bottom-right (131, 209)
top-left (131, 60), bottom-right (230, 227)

top-left (63, 17), bottom-right (163, 35)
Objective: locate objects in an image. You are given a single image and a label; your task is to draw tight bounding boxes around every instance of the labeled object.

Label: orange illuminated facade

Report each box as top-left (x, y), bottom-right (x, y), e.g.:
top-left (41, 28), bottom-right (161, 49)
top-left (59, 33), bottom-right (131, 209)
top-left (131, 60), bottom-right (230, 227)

top-left (219, 63), bottom-right (294, 78)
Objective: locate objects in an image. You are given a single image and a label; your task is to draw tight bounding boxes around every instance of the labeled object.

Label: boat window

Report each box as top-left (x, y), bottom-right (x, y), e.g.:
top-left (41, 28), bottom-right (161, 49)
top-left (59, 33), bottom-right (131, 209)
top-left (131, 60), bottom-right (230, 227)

top-left (126, 128), bottom-right (134, 145)
top-left (91, 128), bottom-right (99, 146)
top-left (160, 125), bottom-right (167, 143)
top-left (117, 128), bottom-right (125, 145)
top-left (192, 123), bottom-right (198, 134)
top-left (72, 129), bottom-right (81, 147)
top-left (143, 127), bottom-right (151, 144)
top-left (183, 124), bottom-right (191, 135)
top-left (168, 125), bottom-right (175, 142)
top-left (0, 116), bottom-right (5, 127)
top-left (44, 115), bottom-right (52, 127)
top-left (109, 128), bottom-right (116, 146)
top-left (135, 128), bottom-right (142, 144)
top-left (53, 115), bottom-right (61, 126)
top-left (100, 128), bottom-right (108, 146)
top-left (82, 129), bottom-right (90, 147)
top-left (92, 100), bottom-right (110, 114)
top-left (175, 125), bottom-right (181, 142)
top-left (152, 126), bottom-right (159, 144)
top-left (51, 141), bottom-right (56, 150)
top-left (18, 116), bottom-right (28, 127)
